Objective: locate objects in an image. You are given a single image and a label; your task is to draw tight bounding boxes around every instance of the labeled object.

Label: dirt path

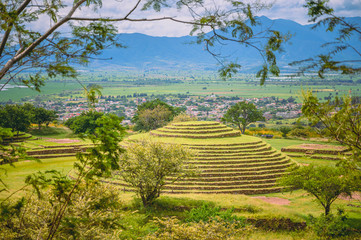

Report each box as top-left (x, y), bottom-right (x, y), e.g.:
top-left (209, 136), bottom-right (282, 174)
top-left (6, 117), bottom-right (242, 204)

top-left (339, 192), bottom-right (361, 201)
top-left (297, 144), bottom-right (346, 150)
top-left (251, 196), bottom-right (290, 205)
top-left (43, 138), bottom-right (80, 143)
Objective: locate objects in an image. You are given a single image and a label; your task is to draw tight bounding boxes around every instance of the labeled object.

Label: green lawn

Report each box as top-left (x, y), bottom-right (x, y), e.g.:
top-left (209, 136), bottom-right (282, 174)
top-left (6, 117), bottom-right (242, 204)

top-left (0, 157), bottom-right (76, 200)
top-left (29, 126), bottom-right (77, 139)
top-left (263, 138), bottom-right (341, 151)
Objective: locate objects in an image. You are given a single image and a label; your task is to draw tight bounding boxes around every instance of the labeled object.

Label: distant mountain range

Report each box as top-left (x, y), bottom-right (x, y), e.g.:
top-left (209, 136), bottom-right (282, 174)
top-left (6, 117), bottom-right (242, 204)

top-left (88, 16), bottom-right (361, 73)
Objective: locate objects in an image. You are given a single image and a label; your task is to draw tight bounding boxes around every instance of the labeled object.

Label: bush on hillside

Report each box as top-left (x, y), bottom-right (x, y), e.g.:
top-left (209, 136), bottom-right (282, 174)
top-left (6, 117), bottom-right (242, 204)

top-left (185, 203), bottom-right (245, 226)
top-left (172, 113), bottom-right (197, 123)
top-left (145, 217), bottom-right (253, 240)
top-left (288, 128), bottom-right (317, 138)
top-left (308, 210), bottom-right (350, 238)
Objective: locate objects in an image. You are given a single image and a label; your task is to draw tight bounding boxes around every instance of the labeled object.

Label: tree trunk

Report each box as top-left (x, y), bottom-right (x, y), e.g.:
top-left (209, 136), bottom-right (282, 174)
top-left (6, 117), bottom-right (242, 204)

top-left (242, 125), bottom-right (246, 134)
top-left (325, 204), bottom-right (330, 216)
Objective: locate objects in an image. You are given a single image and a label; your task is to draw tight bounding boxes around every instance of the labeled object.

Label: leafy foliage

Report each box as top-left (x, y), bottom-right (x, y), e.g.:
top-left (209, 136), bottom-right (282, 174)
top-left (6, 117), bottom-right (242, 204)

top-left (32, 107), bottom-right (57, 130)
top-left (1, 112), bottom-right (125, 239)
top-left (0, 104), bottom-right (31, 134)
top-left (0, 103), bottom-right (57, 132)
top-left (222, 101), bottom-right (265, 133)
top-left (118, 138), bottom-right (195, 207)
top-left (136, 105), bottom-right (173, 132)
top-left (280, 164), bottom-right (358, 216)
top-left (145, 216), bottom-right (253, 240)
top-left (133, 99), bottom-right (181, 131)
top-left (279, 126), bottom-right (292, 137)
top-left (290, 0), bottom-right (361, 77)
top-left (185, 203), bottom-right (245, 226)
top-left (309, 209), bottom-right (350, 239)
top-left (172, 113), bottom-right (197, 123)
top-left (0, 183), bottom-right (124, 239)
top-left (64, 110), bottom-right (105, 135)
top-left (302, 90), bottom-right (361, 169)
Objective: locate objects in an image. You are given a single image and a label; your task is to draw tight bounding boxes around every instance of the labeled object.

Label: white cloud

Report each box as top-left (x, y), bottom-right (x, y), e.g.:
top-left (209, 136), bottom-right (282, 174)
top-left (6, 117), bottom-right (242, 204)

top-left (24, 0), bottom-right (361, 37)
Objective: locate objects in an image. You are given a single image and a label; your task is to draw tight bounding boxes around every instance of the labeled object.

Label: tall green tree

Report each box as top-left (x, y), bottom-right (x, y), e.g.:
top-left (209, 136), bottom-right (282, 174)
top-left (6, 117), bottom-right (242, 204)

top-left (0, 104), bottom-right (31, 134)
top-left (280, 165), bottom-right (358, 216)
top-left (32, 107), bottom-right (57, 129)
top-left (133, 99), bottom-right (180, 131)
top-left (1, 113), bottom-right (126, 239)
top-left (65, 111), bottom-right (105, 135)
top-left (222, 101), bottom-right (265, 134)
top-left (302, 90), bottom-right (361, 168)
top-left (119, 138), bottom-right (195, 207)
top-left (0, 0), bottom-right (287, 91)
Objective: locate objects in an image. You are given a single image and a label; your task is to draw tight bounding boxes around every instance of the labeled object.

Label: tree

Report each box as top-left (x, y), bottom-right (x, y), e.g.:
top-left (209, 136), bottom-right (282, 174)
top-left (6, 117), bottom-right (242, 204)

top-left (301, 90), bottom-right (361, 168)
top-left (222, 101), bottom-right (265, 134)
top-left (32, 107), bottom-right (57, 129)
top-left (136, 105), bottom-right (173, 132)
top-left (291, 0), bottom-right (361, 77)
top-left (65, 111), bottom-right (105, 135)
top-left (0, 104), bottom-right (31, 134)
top-left (172, 113), bottom-right (197, 123)
top-left (133, 99), bottom-right (180, 131)
top-left (1, 113), bottom-right (126, 239)
top-left (280, 165), bottom-right (358, 216)
top-left (118, 138), bottom-right (194, 207)
top-left (279, 126), bottom-right (292, 138)
top-left (0, 183), bottom-right (124, 239)
top-left (0, 0), bottom-right (288, 92)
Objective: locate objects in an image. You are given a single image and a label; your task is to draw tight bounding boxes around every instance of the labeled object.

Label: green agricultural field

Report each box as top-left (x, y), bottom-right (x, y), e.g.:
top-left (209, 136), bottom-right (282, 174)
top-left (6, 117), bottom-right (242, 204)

top-left (2, 73), bottom-right (360, 102)
top-left (0, 81), bottom-right (83, 102)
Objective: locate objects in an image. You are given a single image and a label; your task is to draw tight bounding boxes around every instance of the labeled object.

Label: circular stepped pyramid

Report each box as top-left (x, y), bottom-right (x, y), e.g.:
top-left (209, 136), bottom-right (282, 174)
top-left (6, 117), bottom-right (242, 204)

top-left (115, 121), bottom-right (293, 195)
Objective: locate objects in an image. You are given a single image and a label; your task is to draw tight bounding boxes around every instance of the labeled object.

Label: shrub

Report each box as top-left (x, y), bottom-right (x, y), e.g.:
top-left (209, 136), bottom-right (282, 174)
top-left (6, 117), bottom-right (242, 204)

top-left (0, 183), bottom-right (124, 239)
top-left (185, 204), bottom-right (245, 226)
top-left (145, 217), bottom-right (253, 240)
top-left (172, 113), bottom-right (197, 122)
top-left (308, 210), bottom-right (350, 238)
top-left (246, 216), bottom-right (307, 231)
top-left (279, 126), bottom-right (292, 137)
top-left (244, 128), bottom-right (282, 138)
top-left (288, 128), bottom-right (310, 138)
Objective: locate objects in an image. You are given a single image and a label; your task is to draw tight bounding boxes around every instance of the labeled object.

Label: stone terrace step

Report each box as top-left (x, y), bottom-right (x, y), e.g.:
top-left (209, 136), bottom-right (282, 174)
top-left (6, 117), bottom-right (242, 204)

top-left (171, 121), bottom-right (220, 127)
top-left (192, 159), bottom-right (290, 169)
top-left (197, 163), bottom-right (292, 173)
top-left (150, 130), bottom-right (240, 138)
top-left (194, 154), bottom-right (285, 161)
top-left (162, 183), bottom-right (277, 191)
top-left (189, 143), bottom-right (268, 150)
top-left (188, 168), bottom-right (289, 177)
top-left (170, 178), bottom-right (277, 186)
top-left (182, 140), bottom-right (263, 147)
top-left (161, 187), bottom-right (283, 195)
top-left (27, 148), bottom-right (86, 156)
top-left (31, 154), bottom-right (77, 159)
top-left (196, 150), bottom-right (277, 157)
top-left (164, 125), bottom-right (228, 130)
top-left (167, 172), bottom-right (285, 182)
top-left (157, 127), bottom-right (234, 134)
